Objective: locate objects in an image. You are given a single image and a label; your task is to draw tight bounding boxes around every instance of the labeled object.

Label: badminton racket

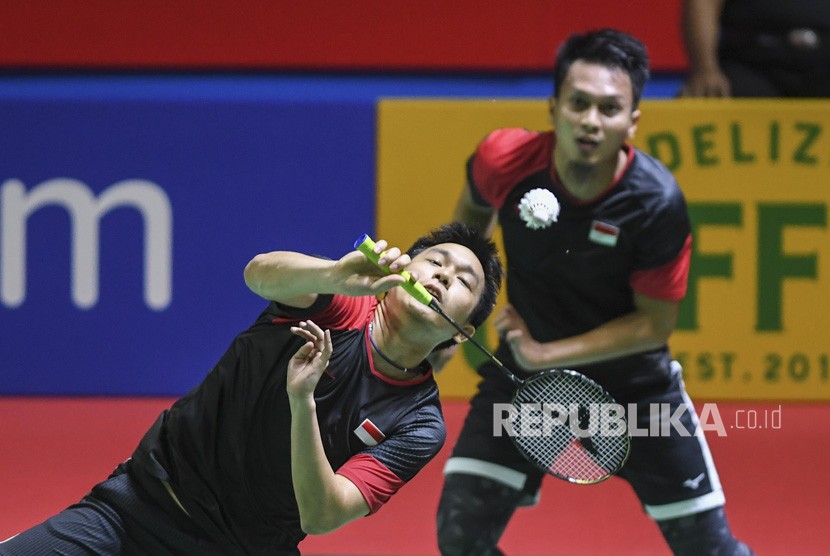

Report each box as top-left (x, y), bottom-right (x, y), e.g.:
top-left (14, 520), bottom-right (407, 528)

top-left (355, 234), bottom-right (630, 484)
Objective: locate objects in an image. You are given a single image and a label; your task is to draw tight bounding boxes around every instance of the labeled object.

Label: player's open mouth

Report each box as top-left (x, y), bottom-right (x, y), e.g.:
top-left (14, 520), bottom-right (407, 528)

top-left (423, 284), bottom-right (442, 303)
top-left (576, 137), bottom-right (599, 151)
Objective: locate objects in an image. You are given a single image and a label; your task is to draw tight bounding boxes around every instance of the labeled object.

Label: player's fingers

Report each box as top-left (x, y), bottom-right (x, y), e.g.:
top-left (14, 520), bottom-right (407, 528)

top-left (493, 305), bottom-right (516, 332)
top-left (492, 314), bottom-right (508, 335)
top-left (505, 329), bottom-right (523, 343)
top-left (321, 330), bottom-right (333, 365)
top-left (372, 239), bottom-right (389, 256)
top-left (503, 331), bottom-right (526, 365)
top-left (291, 340), bottom-right (315, 360)
top-left (299, 319), bottom-right (325, 339)
top-left (371, 274), bottom-right (407, 293)
top-left (377, 246), bottom-right (402, 267)
top-left (290, 326), bottom-right (316, 342)
top-left (386, 252), bottom-right (411, 272)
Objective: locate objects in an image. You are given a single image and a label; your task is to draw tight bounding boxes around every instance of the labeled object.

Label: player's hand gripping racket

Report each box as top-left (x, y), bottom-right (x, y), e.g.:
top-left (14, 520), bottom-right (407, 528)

top-left (355, 234), bottom-right (630, 484)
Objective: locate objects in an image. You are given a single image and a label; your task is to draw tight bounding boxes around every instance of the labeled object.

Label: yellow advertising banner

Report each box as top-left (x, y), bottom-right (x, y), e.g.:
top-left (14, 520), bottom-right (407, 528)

top-left (377, 99), bottom-right (829, 400)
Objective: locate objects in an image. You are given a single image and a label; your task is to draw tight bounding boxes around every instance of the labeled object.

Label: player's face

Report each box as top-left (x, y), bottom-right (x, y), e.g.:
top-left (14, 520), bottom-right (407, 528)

top-left (549, 60), bottom-right (640, 166)
top-left (406, 243), bottom-right (485, 326)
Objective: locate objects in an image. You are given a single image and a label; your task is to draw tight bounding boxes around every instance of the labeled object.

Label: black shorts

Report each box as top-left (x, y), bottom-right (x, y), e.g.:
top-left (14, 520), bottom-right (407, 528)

top-left (0, 464), bottom-right (227, 556)
top-left (444, 361), bottom-right (726, 520)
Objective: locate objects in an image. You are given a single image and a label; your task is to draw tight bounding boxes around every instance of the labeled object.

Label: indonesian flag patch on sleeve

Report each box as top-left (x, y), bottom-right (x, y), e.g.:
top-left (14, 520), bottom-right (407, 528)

top-left (588, 220), bottom-right (620, 247)
top-left (354, 418), bottom-right (386, 446)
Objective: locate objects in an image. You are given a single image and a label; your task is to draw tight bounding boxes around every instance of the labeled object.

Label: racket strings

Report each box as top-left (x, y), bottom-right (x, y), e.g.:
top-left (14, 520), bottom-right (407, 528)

top-left (512, 372), bottom-right (629, 484)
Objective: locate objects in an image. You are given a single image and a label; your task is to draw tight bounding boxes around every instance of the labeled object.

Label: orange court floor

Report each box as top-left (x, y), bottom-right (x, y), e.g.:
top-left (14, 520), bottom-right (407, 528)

top-left (1, 397), bottom-right (827, 555)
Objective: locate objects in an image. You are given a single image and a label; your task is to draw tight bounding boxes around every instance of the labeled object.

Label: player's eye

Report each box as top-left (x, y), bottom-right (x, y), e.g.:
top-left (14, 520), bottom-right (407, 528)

top-left (570, 97), bottom-right (589, 110)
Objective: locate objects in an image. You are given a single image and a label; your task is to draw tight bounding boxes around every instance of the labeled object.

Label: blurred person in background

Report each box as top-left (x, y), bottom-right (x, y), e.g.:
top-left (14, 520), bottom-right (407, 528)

top-left (680, 0), bottom-right (830, 97)
top-left (437, 28), bottom-right (754, 556)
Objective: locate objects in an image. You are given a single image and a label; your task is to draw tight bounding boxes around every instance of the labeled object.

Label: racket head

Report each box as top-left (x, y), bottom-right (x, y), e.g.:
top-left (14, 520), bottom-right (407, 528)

top-left (508, 369), bottom-right (631, 485)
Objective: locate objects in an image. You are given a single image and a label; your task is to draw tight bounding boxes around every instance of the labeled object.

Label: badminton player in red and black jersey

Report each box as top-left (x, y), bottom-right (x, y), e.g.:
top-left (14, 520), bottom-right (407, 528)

top-left (0, 223), bottom-right (502, 556)
top-left (437, 30), bottom-right (753, 556)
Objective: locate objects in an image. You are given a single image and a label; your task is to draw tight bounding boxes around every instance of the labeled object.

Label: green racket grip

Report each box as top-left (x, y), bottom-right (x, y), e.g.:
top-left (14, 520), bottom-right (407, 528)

top-left (354, 234), bottom-right (434, 306)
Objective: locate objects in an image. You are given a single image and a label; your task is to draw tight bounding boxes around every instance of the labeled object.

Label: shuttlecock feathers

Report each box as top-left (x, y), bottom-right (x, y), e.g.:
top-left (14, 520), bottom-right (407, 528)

top-left (518, 188), bottom-right (560, 229)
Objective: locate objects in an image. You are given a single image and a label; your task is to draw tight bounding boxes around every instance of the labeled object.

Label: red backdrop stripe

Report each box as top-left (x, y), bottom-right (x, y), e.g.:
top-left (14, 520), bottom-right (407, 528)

top-left (0, 1), bottom-right (686, 71)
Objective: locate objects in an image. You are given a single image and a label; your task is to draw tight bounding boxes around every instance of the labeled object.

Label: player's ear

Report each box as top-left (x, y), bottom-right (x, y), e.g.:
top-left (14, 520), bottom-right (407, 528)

top-left (453, 325), bottom-right (475, 344)
top-left (628, 108), bottom-right (641, 140)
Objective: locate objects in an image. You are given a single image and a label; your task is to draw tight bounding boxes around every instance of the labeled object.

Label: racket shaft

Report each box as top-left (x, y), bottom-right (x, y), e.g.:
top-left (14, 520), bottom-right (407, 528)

top-left (428, 301), bottom-right (520, 386)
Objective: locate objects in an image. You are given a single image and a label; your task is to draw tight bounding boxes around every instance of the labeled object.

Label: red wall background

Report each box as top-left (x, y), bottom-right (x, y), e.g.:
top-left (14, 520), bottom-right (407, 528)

top-left (1, 0), bottom-right (686, 71)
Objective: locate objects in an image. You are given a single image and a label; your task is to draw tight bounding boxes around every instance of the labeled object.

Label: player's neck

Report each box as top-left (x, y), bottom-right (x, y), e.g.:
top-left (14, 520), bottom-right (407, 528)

top-left (368, 319), bottom-right (430, 380)
top-left (556, 149), bottom-right (627, 200)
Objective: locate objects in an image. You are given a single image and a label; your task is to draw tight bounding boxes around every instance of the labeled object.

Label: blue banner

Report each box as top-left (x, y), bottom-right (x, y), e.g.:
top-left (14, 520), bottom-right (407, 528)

top-left (0, 95), bottom-right (375, 395)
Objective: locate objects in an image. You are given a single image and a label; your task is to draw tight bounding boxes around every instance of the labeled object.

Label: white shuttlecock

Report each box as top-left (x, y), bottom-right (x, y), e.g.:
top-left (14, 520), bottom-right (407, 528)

top-left (518, 188), bottom-right (560, 229)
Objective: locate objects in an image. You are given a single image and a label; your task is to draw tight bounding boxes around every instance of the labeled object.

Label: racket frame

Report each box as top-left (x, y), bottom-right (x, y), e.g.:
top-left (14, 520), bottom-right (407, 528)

top-left (508, 368), bottom-right (631, 484)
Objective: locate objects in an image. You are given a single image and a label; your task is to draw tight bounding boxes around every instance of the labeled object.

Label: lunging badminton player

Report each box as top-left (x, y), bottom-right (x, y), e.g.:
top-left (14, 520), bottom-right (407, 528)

top-left (0, 223), bottom-right (502, 556)
top-left (437, 29), bottom-right (754, 555)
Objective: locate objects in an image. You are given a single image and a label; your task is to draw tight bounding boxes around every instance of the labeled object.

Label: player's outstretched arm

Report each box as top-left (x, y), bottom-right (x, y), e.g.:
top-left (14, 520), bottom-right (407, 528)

top-left (243, 240), bottom-right (412, 307)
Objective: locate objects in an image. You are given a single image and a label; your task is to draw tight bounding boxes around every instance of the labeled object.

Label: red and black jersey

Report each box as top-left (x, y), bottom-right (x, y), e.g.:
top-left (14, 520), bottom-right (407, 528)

top-left (468, 128), bottom-right (691, 395)
top-left (130, 294), bottom-right (445, 554)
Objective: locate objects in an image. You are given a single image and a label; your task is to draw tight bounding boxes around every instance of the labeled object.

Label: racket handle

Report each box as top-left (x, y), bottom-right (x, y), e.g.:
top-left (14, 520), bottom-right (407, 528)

top-left (354, 234), bottom-right (434, 306)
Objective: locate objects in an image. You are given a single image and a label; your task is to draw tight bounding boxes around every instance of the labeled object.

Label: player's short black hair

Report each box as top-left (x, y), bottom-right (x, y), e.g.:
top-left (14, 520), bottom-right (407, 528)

top-left (553, 28), bottom-right (650, 109)
top-left (407, 222), bottom-right (502, 329)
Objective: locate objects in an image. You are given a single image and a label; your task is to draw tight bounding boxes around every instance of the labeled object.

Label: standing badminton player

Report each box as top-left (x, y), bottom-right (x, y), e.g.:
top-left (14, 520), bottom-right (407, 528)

top-left (0, 223), bottom-right (502, 556)
top-left (437, 29), bottom-right (754, 555)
